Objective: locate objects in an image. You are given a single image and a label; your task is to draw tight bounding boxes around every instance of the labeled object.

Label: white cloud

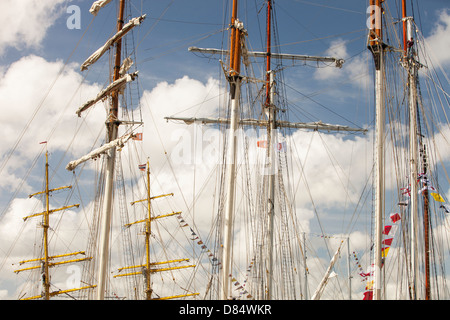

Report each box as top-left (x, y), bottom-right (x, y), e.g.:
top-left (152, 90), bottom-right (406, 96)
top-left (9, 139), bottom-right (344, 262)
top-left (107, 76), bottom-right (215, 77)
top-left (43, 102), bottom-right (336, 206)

top-left (425, 10), bottom-right (450, 67)
top-left (288, 130), bottom-right (372, 209)
top-left (5, 52), bottom-right (449, 300)
top-left (0, 55), bottom-right (104, 191)
top-left (0, 0), bottom-right (68, 54)
top-left (314, 39), bottom-right (371, 89)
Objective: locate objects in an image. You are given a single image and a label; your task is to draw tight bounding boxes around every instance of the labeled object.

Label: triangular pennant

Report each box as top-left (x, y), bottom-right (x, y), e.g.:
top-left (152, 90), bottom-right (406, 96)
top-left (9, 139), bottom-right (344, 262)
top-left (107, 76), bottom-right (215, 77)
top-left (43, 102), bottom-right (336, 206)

top-left (390, 213), bottom-right (401, 223)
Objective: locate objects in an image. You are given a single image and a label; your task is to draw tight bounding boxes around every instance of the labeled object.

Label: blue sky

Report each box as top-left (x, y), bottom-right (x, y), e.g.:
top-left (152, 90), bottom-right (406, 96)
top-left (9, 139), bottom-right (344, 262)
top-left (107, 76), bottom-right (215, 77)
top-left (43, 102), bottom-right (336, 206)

top-left (1, 0), bottom-right (450, 300)
top-left (2, 0), bottom-right (448, 129)
top-left (3, 0), bottom-right (448, 84)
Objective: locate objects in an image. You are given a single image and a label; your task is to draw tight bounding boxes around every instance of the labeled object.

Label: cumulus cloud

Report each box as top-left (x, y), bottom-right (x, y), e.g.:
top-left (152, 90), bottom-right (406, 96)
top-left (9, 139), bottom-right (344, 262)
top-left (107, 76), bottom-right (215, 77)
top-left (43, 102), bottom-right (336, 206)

top-left (314, 39), bottom-right (371, 89)
top-left (425, 10), bottom-right (450, 67)
top-left (288, 130), bottom-right (372, 210)
top-left (1, 35), bottom-right (446, 301)
top-left (1, 53), bottom-right (441, 299)
top-left (0, 63), bottom-right (227, 298)
top-left (0, 55), bottom-right (104, 191)
top-left (0, 0), bottom-right (68, 54)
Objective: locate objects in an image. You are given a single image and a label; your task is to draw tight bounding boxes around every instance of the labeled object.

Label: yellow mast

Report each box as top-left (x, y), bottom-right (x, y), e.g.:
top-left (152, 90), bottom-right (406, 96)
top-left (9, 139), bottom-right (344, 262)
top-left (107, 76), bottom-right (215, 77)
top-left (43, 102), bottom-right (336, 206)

top-left (145, 159), bottom-right (151, 300)
top-left (115, 160), bottom-right (198, 300)
top-left (43, 150), bottom-right (50, 299)
top-left (14, 148), bottom-right (95, 300)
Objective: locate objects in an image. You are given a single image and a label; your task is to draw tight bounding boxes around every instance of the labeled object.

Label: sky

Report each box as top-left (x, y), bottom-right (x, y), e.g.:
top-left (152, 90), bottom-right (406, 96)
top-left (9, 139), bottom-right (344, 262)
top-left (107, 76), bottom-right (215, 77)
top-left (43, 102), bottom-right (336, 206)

top-left (0, 0), bottom-right (450, 300)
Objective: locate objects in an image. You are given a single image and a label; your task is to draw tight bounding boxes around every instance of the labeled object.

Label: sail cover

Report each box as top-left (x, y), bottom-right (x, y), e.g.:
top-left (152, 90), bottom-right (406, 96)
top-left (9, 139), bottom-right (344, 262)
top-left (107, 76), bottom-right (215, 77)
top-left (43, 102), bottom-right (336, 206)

top-left (66, 132), bottom-right (135, 171)
top-left (80, 15), bottom-right (146, 71)
top-left (119, 57), bottom-right (133, 76)
top-left (89, 0), bottom-right (112, 16)
top-left (76, 71), bottom-right (139, 117)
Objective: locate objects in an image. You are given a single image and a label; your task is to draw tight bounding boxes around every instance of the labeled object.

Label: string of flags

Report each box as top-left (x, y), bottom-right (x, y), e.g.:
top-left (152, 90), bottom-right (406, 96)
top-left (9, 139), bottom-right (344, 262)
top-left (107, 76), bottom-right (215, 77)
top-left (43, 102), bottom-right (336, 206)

top-left (362, 211), bottom-right (402, 300)
top-left (362, 173), bottom-right (448, 300)
top-left (229, 259), bottom-right (255, 300)
top-left (417, 173), bottom-right (446, 203)
top-left (416, 173), bottom-right (445, 203)
top-left (400, 173), bottom-right (447, 205)
top-left (406, 173), bottom-right (450, 213)
top-left (175, 212), bottom-right (255, 299)
top-left (175, 214), bottom-right (221, 268)
top-left (352, 251), bottom-right (367, 282)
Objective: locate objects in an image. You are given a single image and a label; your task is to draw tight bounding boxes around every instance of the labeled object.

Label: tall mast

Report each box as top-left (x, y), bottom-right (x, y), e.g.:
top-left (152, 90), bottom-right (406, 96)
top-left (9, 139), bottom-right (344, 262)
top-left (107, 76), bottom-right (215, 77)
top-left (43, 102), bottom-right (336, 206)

top-left (347, 238), bottom-right (352, 300)
top-left (145, 160), bottom-right (152, 300)
top-left (402, 1), bottom-right (407, 59)
top-left (97, 0), bottom-right (126, 300)
top-left (402, 0), bottom-right (430, 299)
top-left (402, 1), bottom-right (420, 300)
top-left (43, 150), bottom-right (51, 300)
top-left (303, 232), bottom-right (308, 300)
top-left (368, 0), bottom-right (385, 301)
top-left (265, 0), bottom-right (276, 300)
top-left (14, 146), bottom-right (93, 300)
top-left (265, 0), bottom-right (272, 109)
top-left (166, 0), bottom-right (365, 300)
top-left (421, 144), bottom-right (431, 300)
top-left (114, 161), bottom-right (197, 300)
top-left (221, 0), bottom-right (242, 300)
top-left (407, 17), bottom-right (420, 303)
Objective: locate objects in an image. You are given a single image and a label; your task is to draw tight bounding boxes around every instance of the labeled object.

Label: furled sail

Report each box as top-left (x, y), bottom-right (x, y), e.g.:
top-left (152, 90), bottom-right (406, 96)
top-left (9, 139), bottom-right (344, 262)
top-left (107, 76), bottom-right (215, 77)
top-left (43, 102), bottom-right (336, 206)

top-left (119, 57), bottom-right (133, 76)
top-left (89, 0), bottom-right (112, 16)
top-left (66, 132), bottom-right (135, 171)
top-left (80, 15), bottom-right (146, 71)
top-left (164, 116), bottom-right (367, 133)
top-left (76, 71), bottom-right (139, 117)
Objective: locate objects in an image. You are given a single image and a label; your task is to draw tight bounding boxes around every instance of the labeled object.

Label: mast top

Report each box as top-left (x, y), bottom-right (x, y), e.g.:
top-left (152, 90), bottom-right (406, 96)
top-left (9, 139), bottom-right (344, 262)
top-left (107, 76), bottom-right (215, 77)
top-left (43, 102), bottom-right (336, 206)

top-left (368, 0), bottom-right (384, 48)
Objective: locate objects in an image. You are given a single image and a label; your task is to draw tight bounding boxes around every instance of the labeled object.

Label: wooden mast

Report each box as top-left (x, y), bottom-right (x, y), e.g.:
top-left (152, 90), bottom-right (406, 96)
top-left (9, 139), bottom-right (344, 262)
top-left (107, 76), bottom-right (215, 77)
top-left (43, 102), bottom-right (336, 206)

top-left (402, 1), bottom-right (407, 58)
top-left (402, 1), bottom-right (421, 300)
top-left (368, 0), bottom-right (385, 301)
top-left (114, 161), bottom-right (197, 300)
top-left (402, 0), bottom-right (431, 300)
top-left (229, 0), bottom-right (240, 76)
top-left (166, 0), bottom-right (364, 300)
top-left (14, 146), bottom-right (94, 300)
top-left (422, 145), bottom-right (431, 300)
top-left (43, 150), bottom-right (51, 300)
top-left (144, 160), bottom-right (152, 300)
top-left (221, 0), bottom-right (242, 300)
top-left (265, 0), bottom-right (277, 300)
top-left (265, 0), bottom-right (272, 109)
top-left (97, 0), bottom-right (125, 300)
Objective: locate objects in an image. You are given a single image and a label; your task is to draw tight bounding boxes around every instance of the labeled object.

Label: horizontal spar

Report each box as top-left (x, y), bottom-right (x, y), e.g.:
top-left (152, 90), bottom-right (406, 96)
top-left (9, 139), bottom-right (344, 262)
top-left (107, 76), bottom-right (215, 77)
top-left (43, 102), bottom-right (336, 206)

top-left (188, 46), bottom-right (344, 68)
top-left (76, 71), bottom-right (139, 117)
top-left (81, 15), bottom-right (146, 71)
top-left (165, 116), bottom-right (367, 133)
top-left (66, 132), bottom-right (136, 171)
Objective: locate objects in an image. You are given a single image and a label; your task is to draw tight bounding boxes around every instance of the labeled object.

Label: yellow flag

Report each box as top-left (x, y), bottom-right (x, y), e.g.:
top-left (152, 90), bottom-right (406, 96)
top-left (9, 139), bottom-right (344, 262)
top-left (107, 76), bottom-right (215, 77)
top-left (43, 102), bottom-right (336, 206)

top-left (430, 192), bottom-right (445, 202)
